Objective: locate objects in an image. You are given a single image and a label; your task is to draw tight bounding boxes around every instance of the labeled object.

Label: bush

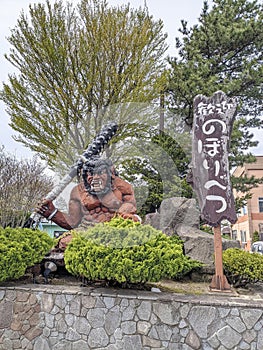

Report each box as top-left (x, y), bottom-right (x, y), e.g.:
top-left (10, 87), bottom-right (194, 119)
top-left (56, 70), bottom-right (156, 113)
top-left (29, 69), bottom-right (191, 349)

top-left (78, 221), bottom-right (163, 248)
top-left (0, 227), bottom-right (54, 282)
top-left (252, 230), bottom-right (259, 243)
top-left (64, 222), bottom-right (202, 286)
top-left (222, 248), bottom-right (263, 287)
top-left (105, 216), bottom-right (141, 229)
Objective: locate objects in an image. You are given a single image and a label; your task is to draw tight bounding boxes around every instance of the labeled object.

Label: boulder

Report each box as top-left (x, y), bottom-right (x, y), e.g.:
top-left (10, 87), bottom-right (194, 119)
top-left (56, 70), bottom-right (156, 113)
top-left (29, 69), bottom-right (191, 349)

top-left (144, 197), bottom-right (240, 270)
top-left (176, 224), bottom-right (240, 268)
top-left (144, 197), bottom-right (200, 233)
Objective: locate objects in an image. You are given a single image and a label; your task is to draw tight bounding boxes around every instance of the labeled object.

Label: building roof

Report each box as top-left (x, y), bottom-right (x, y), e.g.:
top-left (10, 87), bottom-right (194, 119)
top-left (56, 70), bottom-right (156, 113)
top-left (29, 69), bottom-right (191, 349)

top-left (233, 156), bottom-right (263, 177)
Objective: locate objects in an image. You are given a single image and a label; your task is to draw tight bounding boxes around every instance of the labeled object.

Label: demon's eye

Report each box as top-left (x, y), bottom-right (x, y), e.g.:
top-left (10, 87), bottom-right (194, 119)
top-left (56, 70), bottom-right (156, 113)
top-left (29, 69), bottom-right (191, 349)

top-left (97, 169), bottom-right (107, 175)
top-left (93, 167), bottom-right (107, 176)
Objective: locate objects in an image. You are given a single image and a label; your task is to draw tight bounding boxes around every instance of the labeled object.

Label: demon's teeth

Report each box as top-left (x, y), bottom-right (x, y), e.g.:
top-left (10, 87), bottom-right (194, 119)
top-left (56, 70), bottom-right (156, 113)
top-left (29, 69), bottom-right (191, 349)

top-left (91, 179), bottom-right (103, 191)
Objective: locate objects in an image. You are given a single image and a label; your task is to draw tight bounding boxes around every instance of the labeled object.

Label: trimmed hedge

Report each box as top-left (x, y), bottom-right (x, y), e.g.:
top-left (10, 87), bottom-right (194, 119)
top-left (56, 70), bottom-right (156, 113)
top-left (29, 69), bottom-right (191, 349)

top-left (105, 216), bottom-right (141, 229)
top-left (0, 227), bottom-right (54, 282)
top-left (223, 248), bottom-right (263, 287)
top-left (78, 222), bottom-right (161, 248)
top-left (64, 220), bottom-right (202, 286)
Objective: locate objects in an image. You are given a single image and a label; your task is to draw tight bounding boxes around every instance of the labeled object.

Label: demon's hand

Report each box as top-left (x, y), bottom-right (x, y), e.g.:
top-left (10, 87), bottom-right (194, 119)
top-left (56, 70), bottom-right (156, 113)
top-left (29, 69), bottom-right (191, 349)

top-left (36, 199), bottom-right (57, 220)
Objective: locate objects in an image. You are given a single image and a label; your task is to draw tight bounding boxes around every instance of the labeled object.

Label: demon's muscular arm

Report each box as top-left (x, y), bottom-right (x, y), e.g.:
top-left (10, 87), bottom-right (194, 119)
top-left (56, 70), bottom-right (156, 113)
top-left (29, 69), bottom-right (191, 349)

top-left (36, 185), bottom-right (83, 230)
top-left (112, 177), bottom-right (138, 220)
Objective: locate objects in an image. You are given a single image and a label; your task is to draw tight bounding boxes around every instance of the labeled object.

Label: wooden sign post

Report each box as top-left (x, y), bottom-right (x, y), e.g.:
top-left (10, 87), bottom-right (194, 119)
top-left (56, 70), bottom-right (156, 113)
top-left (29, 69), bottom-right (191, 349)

top-left (211, 225), bottom-right (231, 290)
top-left (191, 91), bottom-right (237, 291)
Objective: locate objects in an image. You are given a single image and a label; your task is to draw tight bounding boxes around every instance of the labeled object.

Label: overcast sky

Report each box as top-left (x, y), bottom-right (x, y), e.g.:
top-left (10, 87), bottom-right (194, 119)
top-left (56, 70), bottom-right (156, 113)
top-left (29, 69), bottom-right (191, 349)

top-left (0, 0), bottom-right (262, 158)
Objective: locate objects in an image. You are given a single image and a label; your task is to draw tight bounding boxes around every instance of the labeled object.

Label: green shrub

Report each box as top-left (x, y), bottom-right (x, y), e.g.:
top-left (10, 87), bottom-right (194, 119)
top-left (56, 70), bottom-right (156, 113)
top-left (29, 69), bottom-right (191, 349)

top-left (0, 227), bottom-right (54, 282)
top-left (252, 230), bottom-right (259, 243)
top-left (105, 216), bottom-right (141, 228)
top-left (64, 223), bottom-right (202, 286)
top-left (79, 222), bottom-right (163, 248)
top-left (222, 248), bottom-right (263, 287)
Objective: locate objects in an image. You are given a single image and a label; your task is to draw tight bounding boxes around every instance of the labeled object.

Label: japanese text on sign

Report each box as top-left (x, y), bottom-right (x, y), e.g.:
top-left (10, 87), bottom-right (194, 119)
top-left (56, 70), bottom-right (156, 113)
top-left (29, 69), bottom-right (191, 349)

top-left (191, 91), bottom-right (237, 226)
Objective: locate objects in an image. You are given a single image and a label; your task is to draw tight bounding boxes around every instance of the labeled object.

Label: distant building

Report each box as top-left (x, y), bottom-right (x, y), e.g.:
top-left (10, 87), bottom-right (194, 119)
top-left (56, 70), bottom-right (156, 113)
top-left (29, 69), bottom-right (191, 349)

top-left (231, 156), bottom-right (263, 250)
top-left (40, 218), bottom-right (67, 238)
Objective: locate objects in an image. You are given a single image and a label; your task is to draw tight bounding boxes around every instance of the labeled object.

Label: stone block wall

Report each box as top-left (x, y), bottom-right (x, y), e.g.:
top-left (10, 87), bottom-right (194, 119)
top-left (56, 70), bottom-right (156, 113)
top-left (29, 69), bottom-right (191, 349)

top-left (0, 284), bottom-right (263, 349)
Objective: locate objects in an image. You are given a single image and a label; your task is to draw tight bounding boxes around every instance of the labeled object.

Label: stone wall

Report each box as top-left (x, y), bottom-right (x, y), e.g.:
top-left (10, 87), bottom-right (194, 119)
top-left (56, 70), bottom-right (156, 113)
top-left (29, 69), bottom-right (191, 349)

top-left (0, 284), bottom-right (263, 349)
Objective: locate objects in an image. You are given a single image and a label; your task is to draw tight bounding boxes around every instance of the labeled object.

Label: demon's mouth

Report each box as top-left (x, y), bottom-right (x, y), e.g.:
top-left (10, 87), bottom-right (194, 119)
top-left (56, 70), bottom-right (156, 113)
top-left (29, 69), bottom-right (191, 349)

top-left (90, 179), bottom-right (104, 192)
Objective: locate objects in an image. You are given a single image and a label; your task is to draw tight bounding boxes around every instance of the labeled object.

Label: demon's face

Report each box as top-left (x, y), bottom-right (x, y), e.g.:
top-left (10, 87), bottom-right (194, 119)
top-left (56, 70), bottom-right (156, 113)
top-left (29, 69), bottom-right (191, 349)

top-left (87, 166), bottom-right (109, 193)
top-left (83, 157), bottom-right (113, 196)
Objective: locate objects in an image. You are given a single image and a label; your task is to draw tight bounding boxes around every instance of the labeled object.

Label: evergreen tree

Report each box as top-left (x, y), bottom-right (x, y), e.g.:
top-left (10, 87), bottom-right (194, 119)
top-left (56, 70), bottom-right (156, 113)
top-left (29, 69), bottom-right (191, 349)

top-left (119, 130), bottom-right (193, 217)
top-left (168, 0), bottom-right (263, 208)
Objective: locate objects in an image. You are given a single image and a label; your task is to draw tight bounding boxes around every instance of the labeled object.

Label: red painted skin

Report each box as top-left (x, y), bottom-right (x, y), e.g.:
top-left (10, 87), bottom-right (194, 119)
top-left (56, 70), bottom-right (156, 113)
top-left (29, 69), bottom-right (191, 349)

top-left (36, 169), bottom-right (138, 250)
top-left (36, 168), bottom-right (139, 249)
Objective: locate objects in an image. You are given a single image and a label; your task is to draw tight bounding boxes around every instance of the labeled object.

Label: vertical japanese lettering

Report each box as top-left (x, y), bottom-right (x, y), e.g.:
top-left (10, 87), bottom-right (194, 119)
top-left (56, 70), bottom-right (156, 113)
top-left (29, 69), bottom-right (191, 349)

top-left (191, 91), bottom-right (237, 226)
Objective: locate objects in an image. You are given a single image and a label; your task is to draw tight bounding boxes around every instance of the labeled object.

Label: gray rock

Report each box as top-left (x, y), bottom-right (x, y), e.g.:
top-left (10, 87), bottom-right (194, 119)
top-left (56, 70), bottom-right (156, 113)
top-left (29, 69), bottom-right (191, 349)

top-left (218, 307), bottom-right (230, 318)
top-left (153, 302), bottom-right (180, 326)
top-left (226, 316), bottom-right (246, 333)
top-left (54, 295), bottom-right (67, 310)
top-left (207, 333), bottom-right (220, 348)
top-left (22, 337), bottom-right (33, 350)
top-left (121, 321), bottom-right (136, 335)
top-left (256, 329), bottom-right (263, 350)
top-left (179, 304), bottom-right (190, 319)
top-left (145, 197), bottom-right (200, 232)
top-left (86, 308), bottom-right (106, 328)
top-left (123, 335), bottom-right (142, 350)
top-left (230, 308), bottom-right (240, 316)
top-left (188, 306), bottom-right (217, 338)
top-left (88, 328), bottom-right (109, 348)
top-left (33, 337), bottom-right (50, 350)
top-left (74, 317), bottom-right (91, 335)
top-left (0, 291), bottom-right (5, 301)
top-left (137, 301), bottom-right (152, 321)
top-left (142, 335), bottom-right (162, 348)
top-left (177, 224), bottom-right (240, 267)
top-left (137, 321), bottom-right (151, 335)
top-left (216, 325), bottom-right (242, 349)
top-left (69, 298), bottom-right (81, 316)
top-left (185, 330), bottom-right (201, 350)
top-left (0, 301), bottom-right (13, 328)
top-left (153, 324), bottom-right (173, 341)
top-left (240, 309), bottom-right (263, 329)
top-left (145, 197), bottom-right (240, 268)
top-left (65, 314), bottom-right (75, 327)
top-left (113, 328), bottom-right (123, 340)
top-left (105, 307), bottom-right (121, 335)
top-left (0, 337), bottom-right (13, 350)
top-left (243, 329), bottom-right (256, 343)
top-left (72, 340), bottom-right (90, 350)
top-left (122, 305), bottom-right (135, 321)
top-left (45, 314), bottom-right (55, 329)
top-left (65, 327), bottom-right (82, 342)
top-left (81, 295), bottom-right (96, 309)
top-left (41, 294), bottom-right (54, 313)
top-left (160, 197), bottom-right (200, 231)
top-left (103, 297), bottom-right (115, 309)
top-left (239, 341), bottom-right (251, 350)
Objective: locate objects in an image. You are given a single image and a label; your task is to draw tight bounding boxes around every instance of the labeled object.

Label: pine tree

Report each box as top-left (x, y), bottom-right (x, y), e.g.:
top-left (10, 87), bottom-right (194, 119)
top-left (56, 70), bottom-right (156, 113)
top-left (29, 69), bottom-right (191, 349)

top-left (168, 0), bottom-right (263, 207)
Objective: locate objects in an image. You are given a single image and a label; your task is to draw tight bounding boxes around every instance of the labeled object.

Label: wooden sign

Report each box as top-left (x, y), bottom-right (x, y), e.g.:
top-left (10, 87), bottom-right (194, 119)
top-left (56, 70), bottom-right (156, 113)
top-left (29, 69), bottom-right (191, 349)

top-left (191, 91), bottom-right (237, 227)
